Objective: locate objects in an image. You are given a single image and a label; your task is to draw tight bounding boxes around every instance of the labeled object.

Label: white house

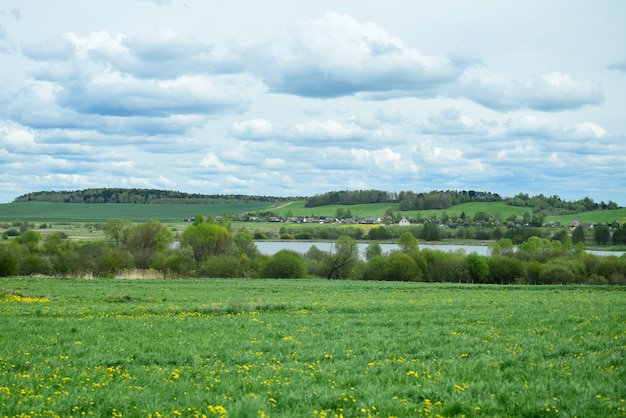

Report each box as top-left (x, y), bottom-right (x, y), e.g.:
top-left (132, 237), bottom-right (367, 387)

top-left (399, 218), bottom-right (410, 226)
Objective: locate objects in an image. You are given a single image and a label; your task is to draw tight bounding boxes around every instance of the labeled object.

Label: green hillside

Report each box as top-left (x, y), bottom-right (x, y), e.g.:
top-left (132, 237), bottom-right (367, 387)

top-left (547, 210), bottom-right (626, 225)
top-left (271, 201), bottom-right (401, 218)
top-left (275, 201), bottom-right (533, 221)
top-left (2, 200), bottom-right (625, 225)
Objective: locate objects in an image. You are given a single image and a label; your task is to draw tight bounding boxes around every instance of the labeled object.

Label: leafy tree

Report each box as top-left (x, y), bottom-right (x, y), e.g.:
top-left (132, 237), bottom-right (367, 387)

top-left (361, 255), bottom-right (387, 281)
top-left (421, 221), bottom-right (440, 241)
top-left (104, 219), bottom-right (133, 246)
top-left (43, 232), bottom-right (69, 255)
top-left (467, 253), bottom-right (489, 283)
top-left (324, 236), bottom-right (359, 280)
top-left (572, 225), bottom-right (585, 244)
top-left (486, 256), bottom-right (524, 284)
top-left (260, 250), bottom-right (306, 278)
top-left (385, 252), bottom-right (421, 281)
top-left (16, 230), bottom-right (42, 253)
top-left (613, 225), bottom-right (626, 245)
top-left (151, 247), bottom-right (196, 278)
top-left (489, 238), bottom-right (514, 256)
top-left (368, 226), bottom-right (390, 240)
top-left (233, 231), bottom-right (259, 258)
top-left (423, 250), bottom-right (469, 283)
top-left (335, 207), bottom-right (346, 219)
top-left (398, 232), bottom-right (419, 253)
top-left (364, 242), bottom-right (382, 261)
top-left (524, 260), bottom-right (545, 284)
top-left (181, 222), bottom-right (232, 264)
top-left (125, 221), bottom-right (174, 269)
top-left (98, 247), bottom-right (134, 276)
top-left (594, 224), bottom-right (610, 245)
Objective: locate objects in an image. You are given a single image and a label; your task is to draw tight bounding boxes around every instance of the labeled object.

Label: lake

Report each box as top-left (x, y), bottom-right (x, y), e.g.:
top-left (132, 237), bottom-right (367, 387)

top-left (255, 241), bottom-right (624, 258)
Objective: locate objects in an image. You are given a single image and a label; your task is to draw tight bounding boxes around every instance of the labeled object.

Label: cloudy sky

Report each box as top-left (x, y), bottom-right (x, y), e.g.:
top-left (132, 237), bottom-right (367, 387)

top-left (1, 1), bottom-right (625, 205)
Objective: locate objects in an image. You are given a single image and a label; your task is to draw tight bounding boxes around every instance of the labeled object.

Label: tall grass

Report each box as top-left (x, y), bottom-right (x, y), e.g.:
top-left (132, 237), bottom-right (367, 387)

top-left (0, 278), bottom-right (624, 417)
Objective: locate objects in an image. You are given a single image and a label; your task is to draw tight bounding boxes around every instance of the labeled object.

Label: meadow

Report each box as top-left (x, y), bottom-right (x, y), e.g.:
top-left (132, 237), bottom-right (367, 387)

top-left (0, 202), bottom-right (272, 223)
top-left (2, 200), bottom-right (625, 227)
top-left (1, 278), bottom-right (624, 417)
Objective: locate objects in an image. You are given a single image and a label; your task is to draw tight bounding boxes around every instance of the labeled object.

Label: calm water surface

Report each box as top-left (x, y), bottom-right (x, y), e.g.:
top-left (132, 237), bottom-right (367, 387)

top-left (255, 241), bottom-right (624, 258)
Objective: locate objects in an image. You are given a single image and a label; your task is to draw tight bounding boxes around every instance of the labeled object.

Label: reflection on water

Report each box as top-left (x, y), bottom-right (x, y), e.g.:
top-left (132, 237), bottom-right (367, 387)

top-left (255, 241), bottom-right (623, 258)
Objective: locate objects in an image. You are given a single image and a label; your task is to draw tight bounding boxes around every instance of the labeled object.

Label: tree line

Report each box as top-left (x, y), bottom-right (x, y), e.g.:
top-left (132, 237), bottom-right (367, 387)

top-left (305, 189), bottom-right (622, 215)
top-left (1, 216), bottom-right (625, 285)
top-left (13, 188), bottom-right (296, 205)
top-left (507, 193), bottom-right (620, 216)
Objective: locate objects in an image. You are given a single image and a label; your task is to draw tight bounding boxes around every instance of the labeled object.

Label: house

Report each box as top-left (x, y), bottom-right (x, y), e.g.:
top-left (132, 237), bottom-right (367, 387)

top-left (399, 218), bottom-right (410, 226)
top-left (570, 220), bottom-right (581, 228)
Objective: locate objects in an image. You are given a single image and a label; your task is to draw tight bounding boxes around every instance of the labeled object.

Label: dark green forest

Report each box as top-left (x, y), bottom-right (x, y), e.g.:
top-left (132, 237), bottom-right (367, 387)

top-left (13, 188), bottom-right (297, 205)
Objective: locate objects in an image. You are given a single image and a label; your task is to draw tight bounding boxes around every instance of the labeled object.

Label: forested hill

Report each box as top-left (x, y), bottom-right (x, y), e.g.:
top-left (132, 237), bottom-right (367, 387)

top-left (305, 190), bottom-right (622, 216)
top-left (305, 189), bottom-right (503, 209)
top-left (13, 188), bottom-right (296, 205)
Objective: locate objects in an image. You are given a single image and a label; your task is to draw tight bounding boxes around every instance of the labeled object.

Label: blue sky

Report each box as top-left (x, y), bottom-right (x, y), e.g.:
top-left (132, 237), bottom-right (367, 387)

top-left (1, 1), bottom-right (625, 204)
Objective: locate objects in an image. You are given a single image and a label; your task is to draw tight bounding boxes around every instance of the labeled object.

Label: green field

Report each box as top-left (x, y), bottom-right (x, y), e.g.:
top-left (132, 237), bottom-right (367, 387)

top-left (1, 278), bottom-right (624, 417)
top-left (0, 202), bottom-right (272, 223)
top-left (3, 201), bottom-right (625, 226)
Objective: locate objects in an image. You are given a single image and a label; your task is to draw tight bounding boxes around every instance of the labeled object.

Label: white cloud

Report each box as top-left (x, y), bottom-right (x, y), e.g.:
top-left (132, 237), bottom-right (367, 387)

top-left (421, 108), bottom-right (493, 135)
top-left (231, 118), bottom-right (392, 147)
top-left (253, 12), bottom-right (469, 98)
top-left (200, 152), bottom-right (225, 169)
top-left (0, 3), bottom-right (624, 205)
top-left (457, 71), bottom-right (604, 112)
top-left (0, 123), bottom-right (37, 152)
top-left (230, 119), bottom-right (274, 139)
top-left (59, 72), bottom-right (246, 117)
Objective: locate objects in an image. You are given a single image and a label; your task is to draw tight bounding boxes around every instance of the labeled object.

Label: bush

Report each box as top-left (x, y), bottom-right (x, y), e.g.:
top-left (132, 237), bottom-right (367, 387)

top-left (523, 260), bottom-right (545, 284)
top-left (294, 231), bottom-right (313, 240)
top-left (0, 245), bottom-right (19, 277)
top-left (159, 248), bottom-right (197, 277)
top-left (5, 228), bottom-right (20, 237)
top-left (253, 230), bottom-right (268, 240)
top-left (51, 250), bottom-right (82, 276)
top-left (385, 252), bottom-right (421, 281)
top-left (361, 256), bottom-right (387, 281)
top-left (538, 262), bottom-right (576, 284)
top-left (486, 256), bottom-right (525, 284)
top-left (367, 226), bottom-right (390, 240)
top-left (423, 250), bottom-right (469, 283)
top-left (98, 247), bottom-right (134, 275)
top-left (260, 250), bottom-right (306, 279)
top-left (467, 253), bottom-right (489, 283)
top-left (20, 254), bottom-right (52, 276)
top-left (200, 255), bottom-right (254, 278)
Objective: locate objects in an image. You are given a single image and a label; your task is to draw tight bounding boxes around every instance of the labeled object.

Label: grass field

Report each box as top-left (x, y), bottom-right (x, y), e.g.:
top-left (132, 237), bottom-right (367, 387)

top-left (1, 278), bottom-right (624, 417)
top-left (0, 202), bottom-right (272, 223)
top-left (3, 201), bottom-right (625, 226)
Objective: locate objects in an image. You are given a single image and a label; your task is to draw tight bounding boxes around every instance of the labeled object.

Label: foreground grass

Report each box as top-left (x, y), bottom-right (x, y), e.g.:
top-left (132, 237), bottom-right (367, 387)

top-left (0, 278), bottom-right (625, 417)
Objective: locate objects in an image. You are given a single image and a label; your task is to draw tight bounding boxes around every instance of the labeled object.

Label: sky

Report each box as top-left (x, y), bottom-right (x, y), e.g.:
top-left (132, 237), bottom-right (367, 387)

top-left (1, 1), bottom-right (625, 205)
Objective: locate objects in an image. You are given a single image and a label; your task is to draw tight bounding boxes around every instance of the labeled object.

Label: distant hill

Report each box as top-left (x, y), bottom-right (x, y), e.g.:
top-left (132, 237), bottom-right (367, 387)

top-left (13, 188), bottom-right (298, 205)
top-left (11, 187), bottom-right (623, 219)
top-left (305, 189), bottom-right (621, 217)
